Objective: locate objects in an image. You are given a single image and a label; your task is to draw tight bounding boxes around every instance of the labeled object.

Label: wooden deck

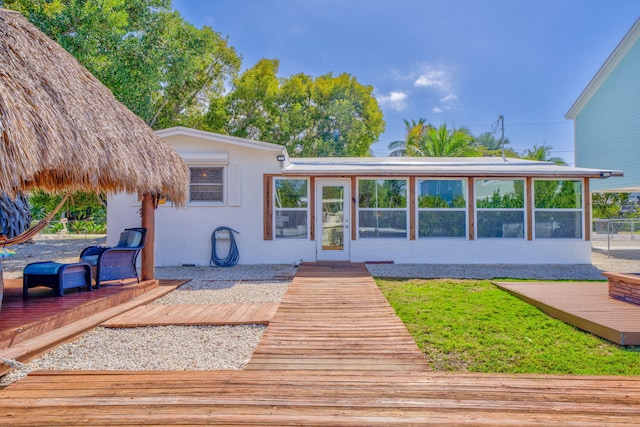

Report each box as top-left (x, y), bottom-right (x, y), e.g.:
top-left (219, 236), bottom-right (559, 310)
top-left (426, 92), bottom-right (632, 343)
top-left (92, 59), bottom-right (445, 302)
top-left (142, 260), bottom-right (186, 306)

top-left (495, 281), bottom-right (640, 345)
top-left (2, 369), bottom-right (640, 426)
top-left (101, 303), bottom-right (279, 327)
top-left (2, 262), bottom-right (640, 425)
top-left (0, 278), bottom-right (184, 375)
top-left (247, 262), bottom-right (430, 371)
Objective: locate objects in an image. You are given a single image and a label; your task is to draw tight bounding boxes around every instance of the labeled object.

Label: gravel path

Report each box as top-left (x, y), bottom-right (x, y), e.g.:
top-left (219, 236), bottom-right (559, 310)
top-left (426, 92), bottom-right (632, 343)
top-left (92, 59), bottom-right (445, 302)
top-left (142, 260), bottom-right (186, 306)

top-left (1, 235), bottom-right (638, 387)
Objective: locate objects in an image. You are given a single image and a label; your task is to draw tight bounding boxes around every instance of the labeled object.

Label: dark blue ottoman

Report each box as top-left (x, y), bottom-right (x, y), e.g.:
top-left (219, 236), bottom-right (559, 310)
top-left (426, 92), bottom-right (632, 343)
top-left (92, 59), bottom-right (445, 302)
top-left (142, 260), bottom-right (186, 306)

top-left (23, 261), bottom-right (92, 299)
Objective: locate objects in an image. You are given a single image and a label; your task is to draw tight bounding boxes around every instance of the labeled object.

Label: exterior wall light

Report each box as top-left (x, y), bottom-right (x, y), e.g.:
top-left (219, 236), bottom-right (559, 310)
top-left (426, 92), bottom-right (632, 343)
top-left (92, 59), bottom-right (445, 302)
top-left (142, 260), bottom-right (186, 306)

top-left (600, 171), bottom-right (612, 178)
top-left (276, 154), bottom-right (286, 161)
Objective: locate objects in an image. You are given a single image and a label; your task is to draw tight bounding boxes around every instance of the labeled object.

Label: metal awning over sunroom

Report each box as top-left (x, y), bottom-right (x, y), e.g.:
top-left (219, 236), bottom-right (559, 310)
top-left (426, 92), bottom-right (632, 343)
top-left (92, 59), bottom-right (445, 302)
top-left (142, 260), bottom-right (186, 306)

top-left (280, 157), bottom-right (623, 179)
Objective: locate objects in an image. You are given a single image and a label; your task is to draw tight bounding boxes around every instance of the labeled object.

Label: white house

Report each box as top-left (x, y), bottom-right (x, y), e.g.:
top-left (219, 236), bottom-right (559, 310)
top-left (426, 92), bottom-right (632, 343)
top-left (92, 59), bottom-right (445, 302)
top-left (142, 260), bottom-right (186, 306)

top-left (107, 127), bottom-right (622, 266)
top-left (566, 17), bottom-right (640, 192)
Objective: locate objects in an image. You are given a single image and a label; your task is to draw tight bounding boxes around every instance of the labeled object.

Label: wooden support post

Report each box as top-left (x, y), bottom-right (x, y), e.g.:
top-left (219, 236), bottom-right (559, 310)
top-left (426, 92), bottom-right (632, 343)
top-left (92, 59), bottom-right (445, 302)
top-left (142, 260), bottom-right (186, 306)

top-left (309, 177), bottom-right (316, 240)
top-left (526, 177), bottom-right (533, 240)
top-left (409, 177), bottom-right (416, 240)
top-left (467, 178), bottom-right (475, 240)
top-left (584, 178), bottom-right (591, 241)
top-left (263, 175), bottom-right (273, 240)
top-left (141, 193), bottom-right (155, 281)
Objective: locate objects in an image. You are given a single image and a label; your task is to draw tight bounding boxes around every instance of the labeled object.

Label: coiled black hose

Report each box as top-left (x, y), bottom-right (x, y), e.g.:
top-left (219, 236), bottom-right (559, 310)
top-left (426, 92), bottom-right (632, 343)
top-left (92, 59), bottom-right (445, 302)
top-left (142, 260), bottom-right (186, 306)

top-left (210, 226), bottom-right (240, 267)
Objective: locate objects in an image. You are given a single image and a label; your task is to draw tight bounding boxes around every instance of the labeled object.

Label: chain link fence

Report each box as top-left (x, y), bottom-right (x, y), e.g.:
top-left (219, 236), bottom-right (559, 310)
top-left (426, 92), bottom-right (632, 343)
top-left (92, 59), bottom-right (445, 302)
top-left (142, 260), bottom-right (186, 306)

top-left (592, 218), bottom-right (640, 256)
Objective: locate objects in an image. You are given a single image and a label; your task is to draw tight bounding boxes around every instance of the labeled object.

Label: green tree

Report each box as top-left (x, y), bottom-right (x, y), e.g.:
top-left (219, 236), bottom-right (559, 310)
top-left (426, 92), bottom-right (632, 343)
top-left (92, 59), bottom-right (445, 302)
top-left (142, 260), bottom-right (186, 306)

top-left (387, 119), bottom-right (429, 157)
top-left (592, 193), bottom-right (629, 219)
top-left (223, 58), bottom-right (281, 140)
top-left (207, 60), bottom-right (385, 157)
top-left (388, 121), bottom-right (479, 157)
top-left (473, 131), bottom-right (519, 157)
top-left (406, 123), bottom-right (479, 157)
top-left (522, 144), bottom-right (566, 165)
top-left (6, 0), bottom-right (240, 128)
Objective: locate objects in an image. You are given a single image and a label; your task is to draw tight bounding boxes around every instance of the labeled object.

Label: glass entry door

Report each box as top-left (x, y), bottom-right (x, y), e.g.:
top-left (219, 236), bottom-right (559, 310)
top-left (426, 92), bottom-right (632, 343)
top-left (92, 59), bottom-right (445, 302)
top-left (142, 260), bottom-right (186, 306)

top-left (316, 179), bottom-right (350, 261)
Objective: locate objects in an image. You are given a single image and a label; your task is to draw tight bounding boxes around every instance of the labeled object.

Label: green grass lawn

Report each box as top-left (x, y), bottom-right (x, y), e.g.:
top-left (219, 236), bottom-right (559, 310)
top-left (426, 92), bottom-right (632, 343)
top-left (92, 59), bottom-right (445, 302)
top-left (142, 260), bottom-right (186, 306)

top-left (376, 278), bottom-right (640, 375)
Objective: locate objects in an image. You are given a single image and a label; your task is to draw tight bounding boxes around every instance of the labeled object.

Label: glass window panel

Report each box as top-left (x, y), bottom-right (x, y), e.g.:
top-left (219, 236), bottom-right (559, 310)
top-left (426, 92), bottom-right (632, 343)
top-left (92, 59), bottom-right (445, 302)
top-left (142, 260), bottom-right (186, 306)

top-left (358, 180), bottom-right (407, 208)
top-left (190, 185), bottom-right (223, 202)
top-left (358, 210), bottom-right (407, 238)
top-left (535, 211), bottom-right (582, 239)
top-left (275, 210), bottom-right (308, 238)
top-left (534, 180), bottom-right (582, 209)
top-left (189, 167), bottom-right (223, 202)
top-left (475, 179), bottom-right (524, 209)
top-left (418, 179), bottom-right (466, 208)
top-left (190, 167), bottom-right (222, 184)
top-left (418, 211), bottom-right (466, 238)
top-left (275, 179), bottom-right (308, 208)
top-left (477, 211), bottom-right (524, 238)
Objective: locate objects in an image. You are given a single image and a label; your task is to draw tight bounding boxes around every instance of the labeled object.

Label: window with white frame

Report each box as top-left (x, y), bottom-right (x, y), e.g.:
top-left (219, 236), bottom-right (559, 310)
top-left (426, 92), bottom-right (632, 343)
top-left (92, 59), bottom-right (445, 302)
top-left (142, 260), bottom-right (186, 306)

top-left (189, 167), bottom-right (224, 203)
top-left (534, 179), bottom-right (583, 239)
top-left (358, 179), bottom-right (408, 238)
top-left (274, 178), bottom-right (308, 239)
top-left (475, 179), bottom-right (525, 238)
top-left (417, 179), bottom-right (467, 238)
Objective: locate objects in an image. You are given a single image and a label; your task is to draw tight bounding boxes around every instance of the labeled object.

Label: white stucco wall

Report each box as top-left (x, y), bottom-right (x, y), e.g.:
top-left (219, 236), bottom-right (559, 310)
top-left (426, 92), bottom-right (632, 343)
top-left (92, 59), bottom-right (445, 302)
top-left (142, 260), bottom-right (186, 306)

top-left (107, 128), bottom-right (594, 267)
top-left (350, 238), bottom-right (591, 264)
top-left (107, 130), bottom-right (308, 266)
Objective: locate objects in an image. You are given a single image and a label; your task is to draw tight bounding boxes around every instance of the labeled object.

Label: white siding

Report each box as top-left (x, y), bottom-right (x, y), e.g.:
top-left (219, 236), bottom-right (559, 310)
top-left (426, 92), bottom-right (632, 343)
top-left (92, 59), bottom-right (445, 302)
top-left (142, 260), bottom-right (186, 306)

top-left (575, 37), bottom-right (640, 191)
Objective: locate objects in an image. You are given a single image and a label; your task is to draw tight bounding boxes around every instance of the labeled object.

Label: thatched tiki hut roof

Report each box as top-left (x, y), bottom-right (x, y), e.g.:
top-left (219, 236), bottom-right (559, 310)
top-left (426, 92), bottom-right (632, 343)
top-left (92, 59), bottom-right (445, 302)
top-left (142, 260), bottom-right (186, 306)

top-left (0, 8), bottom-right (189, 291)
top-left (0, 8), bottom-right (188, 202)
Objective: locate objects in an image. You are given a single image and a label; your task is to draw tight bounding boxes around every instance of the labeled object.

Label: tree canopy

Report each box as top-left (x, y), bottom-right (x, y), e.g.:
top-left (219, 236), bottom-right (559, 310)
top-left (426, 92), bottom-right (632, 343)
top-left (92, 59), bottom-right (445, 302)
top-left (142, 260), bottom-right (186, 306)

top-left (522, 144), bottom-right (566, 165)
top-left (4, 0), bottom-right (241, 128)
top-left (388, 120), bottom-right (479, 157)
top-left (204, 59), bottom-right (385, 157)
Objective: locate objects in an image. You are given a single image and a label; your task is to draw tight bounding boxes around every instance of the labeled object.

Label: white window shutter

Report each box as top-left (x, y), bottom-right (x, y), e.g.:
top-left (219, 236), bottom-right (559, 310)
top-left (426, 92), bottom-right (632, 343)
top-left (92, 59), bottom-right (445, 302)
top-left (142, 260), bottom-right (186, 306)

top-left (228, 164), bottom-right (241, 206)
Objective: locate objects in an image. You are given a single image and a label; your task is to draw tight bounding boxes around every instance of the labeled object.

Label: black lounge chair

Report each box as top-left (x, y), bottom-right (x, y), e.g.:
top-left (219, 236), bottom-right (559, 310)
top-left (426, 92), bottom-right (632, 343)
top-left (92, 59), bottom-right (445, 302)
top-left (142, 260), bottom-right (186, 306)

top-left (80, 227), bottom-right (146, 288)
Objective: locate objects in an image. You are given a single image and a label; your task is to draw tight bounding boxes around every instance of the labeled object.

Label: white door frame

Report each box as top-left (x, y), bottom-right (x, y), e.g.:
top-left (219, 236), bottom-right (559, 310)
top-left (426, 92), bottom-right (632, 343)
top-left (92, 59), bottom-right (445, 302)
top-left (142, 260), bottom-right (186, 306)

top-left (315, 179), bottom-right (351, 261)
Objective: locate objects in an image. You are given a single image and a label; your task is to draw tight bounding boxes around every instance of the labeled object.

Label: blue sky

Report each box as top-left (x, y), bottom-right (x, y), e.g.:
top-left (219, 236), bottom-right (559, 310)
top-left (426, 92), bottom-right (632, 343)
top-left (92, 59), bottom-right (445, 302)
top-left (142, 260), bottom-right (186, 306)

top-left (172, 0), bottom-right (639, 164)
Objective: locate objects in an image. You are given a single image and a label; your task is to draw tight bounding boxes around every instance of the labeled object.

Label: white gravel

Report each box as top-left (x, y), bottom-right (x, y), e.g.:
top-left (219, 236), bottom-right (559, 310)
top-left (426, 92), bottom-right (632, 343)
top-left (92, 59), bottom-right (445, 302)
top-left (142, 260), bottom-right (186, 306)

top-left (21, 325), bottom-right (265, 371)
top-left (152, 280), bottom-right (289, 305)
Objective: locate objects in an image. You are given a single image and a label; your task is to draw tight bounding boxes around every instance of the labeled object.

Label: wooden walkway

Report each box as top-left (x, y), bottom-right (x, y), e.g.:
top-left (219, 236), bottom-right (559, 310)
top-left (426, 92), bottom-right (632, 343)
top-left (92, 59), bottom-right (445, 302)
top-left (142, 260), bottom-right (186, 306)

top-left (247, 262), bottom-right (430, 371)
top-left (101, 303), bottom-right (279, 327)
top-left (495, 281), bottom-right (640, 345)
top-left (2, 262), bottom-right (640, 425)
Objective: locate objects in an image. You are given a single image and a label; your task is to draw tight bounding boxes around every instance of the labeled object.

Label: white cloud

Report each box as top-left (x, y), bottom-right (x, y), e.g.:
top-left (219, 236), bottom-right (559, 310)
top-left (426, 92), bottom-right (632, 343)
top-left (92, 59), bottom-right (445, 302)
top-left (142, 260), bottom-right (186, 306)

top-left (414, 69), bottom-right (449, 90)
top-left (440, 94), bottom-right (458, 103)
top-left (377, 91), bottom-right (408, 111)
top-left (414, 66), bottom-right (458, 113)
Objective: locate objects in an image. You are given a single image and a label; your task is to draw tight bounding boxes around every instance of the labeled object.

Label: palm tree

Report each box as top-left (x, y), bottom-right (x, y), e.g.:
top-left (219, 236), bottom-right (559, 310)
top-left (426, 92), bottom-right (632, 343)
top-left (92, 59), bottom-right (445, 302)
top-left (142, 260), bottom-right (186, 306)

top-left (406, 123), bottom-right (480, 157)
top-left (522, 144), bottom-right (566, 165)
top-left (387, 118), bottom-right (429, 157)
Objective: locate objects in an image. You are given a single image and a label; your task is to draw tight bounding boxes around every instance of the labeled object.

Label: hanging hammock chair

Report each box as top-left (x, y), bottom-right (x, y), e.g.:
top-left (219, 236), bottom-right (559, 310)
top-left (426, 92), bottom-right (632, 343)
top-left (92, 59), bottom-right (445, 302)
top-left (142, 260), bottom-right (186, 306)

top-left (0, 194), bottom-right (70, 247)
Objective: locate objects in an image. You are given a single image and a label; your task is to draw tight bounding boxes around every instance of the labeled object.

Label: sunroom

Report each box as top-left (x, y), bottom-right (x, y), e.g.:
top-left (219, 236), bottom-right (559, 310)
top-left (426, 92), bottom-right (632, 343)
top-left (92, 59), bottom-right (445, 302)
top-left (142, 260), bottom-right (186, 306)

top-left (263, 157), bottom-right (621, 265)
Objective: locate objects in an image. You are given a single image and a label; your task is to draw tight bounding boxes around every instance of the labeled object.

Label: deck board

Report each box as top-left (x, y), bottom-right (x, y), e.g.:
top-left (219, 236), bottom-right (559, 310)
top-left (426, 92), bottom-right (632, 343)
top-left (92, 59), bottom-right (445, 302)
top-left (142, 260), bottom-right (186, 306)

top-left (100, 303), bottom-right (280, 327)
top-left (494, 281), bottom-right (640, 345)
top-left (2, 370), bottom-right (640, 426)
top-left (246, 262), bottom-right (430, 371)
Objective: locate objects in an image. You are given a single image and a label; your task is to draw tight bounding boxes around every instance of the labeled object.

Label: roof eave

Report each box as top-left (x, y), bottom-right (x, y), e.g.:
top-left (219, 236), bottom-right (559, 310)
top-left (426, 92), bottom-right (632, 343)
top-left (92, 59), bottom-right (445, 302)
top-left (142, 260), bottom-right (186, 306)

top-left (156, 127), bottom-right (286, 152)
